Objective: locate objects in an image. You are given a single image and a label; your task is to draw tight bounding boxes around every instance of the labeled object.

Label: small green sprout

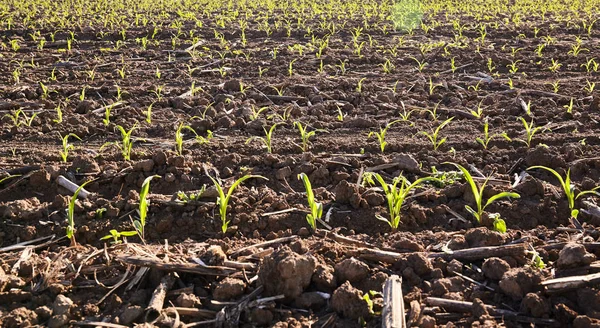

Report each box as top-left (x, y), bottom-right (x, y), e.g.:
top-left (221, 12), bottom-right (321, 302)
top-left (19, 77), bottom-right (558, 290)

top-left (66, 180), bottom-right (94, 246)
top-left (0, 174), bottom-right (21, 185)
top-left (132, 175), bottom-right (160, 242)
top-left (53, 104), bottom-right (63, 124)
top-left (175, 123), bottom-right (198, 156)
top-left (209, 174), bottom-right (268, 233)
top-left (369, 120), bottom-right (402, 153)
top-left (59, 133), bottom-right (81, 162)
top-left (246, 123), bottom-right (281, 153)
top-left (420, 117), bottom-right (454, 150)
top-left (362, 172), bottom-right (439, 230)
top-left (298, 173), bottom-right (322, 231)
top-left (100, 229), bottom-right (138, 244)
top-left (249, 105), bottom-right (269, 121)
top-left (293, 121), bottom-right (326, 152)
top-left (144, 102), bottom-right (154, 124)
top-left (515, 117), bottom-right (548, 148)
top-left (476, 119), bottom-right (510, 149)
top-left (527, 166), bottom-right (600, 219)
top-left (176, 185), bottom-right (206, 203)
top-left (445, 163), bottom-right (520, 225)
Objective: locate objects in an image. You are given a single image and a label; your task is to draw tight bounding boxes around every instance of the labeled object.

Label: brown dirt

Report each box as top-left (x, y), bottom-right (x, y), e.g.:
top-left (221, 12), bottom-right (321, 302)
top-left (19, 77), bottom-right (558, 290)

top-left (1, 1), bottom-right (600, 327)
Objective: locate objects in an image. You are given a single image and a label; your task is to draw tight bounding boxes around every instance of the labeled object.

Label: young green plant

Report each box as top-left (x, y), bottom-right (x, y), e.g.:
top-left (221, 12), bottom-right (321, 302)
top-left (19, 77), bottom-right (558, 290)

top-left (209, 174), bottom-right (268, 233)
top-left (362, 172), bottom-right (438, 230)
top-left (420, 117), bottom-right (454, 150)
top-left (293, 121), bottom-right (325, 152)
top-left (66, 180), bottom-right (93, 246)
top-left (445, 162), bottom-right (520, 231)
top-left (132, 175), bottom-right (160, 242)
top-left (369, 120), bottom-right (402, 153)
top-left (298, 173), bottom-right (323, 231)
top-left (59, 133), bottom-right (81, 162)
top-left (515, 117), bottom-right (548, 148)
top-left (246, 123), bottom-right (281, 153)
top-left (527, 166), bottom-right (600, 219)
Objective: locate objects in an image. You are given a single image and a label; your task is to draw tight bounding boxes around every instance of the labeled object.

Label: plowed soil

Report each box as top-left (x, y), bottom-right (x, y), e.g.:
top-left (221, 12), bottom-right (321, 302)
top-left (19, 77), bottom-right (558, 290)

top-left (2, 3), bottom-right (600, 328)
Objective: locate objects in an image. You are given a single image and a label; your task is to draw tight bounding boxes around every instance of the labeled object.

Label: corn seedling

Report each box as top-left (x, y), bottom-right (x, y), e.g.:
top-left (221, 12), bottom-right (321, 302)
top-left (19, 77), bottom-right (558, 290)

top-left (3, 109), bottom-right (25, 127)
top-left (176, 185), bottom-right (207, 203)
top-left (420, 117), bottom-right (453, 150)
top-left (585, 79), bottom-right (596, 94)
top-left (409, 56), bottom-right (428, 72)
top-left (428, 77), bottom-right (441, 95)
top-left (100, 229), bottom-right (138, 244)
top-left (66, 179), bottom-right (94, 246)
top-left (475, 119), bottom-right (509, 149)
top-left (288, 59), bottom-right (297, 76)
top-left (548, 58), bottom-right (562, 73)
top-left (294, 121), bottom-right (325, 152)
top-left (362, 172), bottom-right (438, 230)
top-left (209, 174), bottom-right (267, 233)
top-left (131, 175), bottom-right (160, 242)
top-left (356, 77), bottom-right (366, 92)
top-left (380, 58), bottom-right (394, 74)
top-left (336, 106), bottom-right (346, 122)
top-left (101, 124), bottom-right (138, 160)
top-left (564, 98), bottom-right (574, 114)
top-left (547, 80), bottom-right (560, 93)
top-left (528, 166), bottom-right (600, 219)
top-left (507, 60), bottom-right (520, 74)
top-left (369, 120), bottom-right (402, 153)
top-left (144, 103), bottom-right (153, 124)
top-left (469, 100), bottom-right (485, 119)
top-left (249, 105), bottom-right (269, 121)
top-left (246, 123), bottom-right (281, 153)
top-left (445, 163), bottom-right (520, 227)
top-left (0, 174), bottom-right (21, 185)
top-left (59, 133), bottom-right (81, 162)
top-left (103, 103), bottom-right (115, 126)
top-left (298, 173), bottom-right (322, 231)
top-left (175, 123), bottom-right (198, 156)
top-left (515, 117), bottom-right (548, 148)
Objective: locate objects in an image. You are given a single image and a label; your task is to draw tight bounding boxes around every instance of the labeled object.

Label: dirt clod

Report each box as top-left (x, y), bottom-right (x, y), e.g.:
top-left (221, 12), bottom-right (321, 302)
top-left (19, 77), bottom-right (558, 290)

top-left (499, 267), bottom-right (543, 300)
top-left (465, 227), bottom-right (506, 247)
top-left (2, 307), bottom-right (39, 328)
top-left (119, 305), bottom-right (143, 325)
top-left (213, 277), bottom-right (246, 301)
top-left (52, 294), bottom-right (73, 316)
top-left (482, 257), bottom-right (510, 280)
top-left (521, 293), bottom-right (550, 317)
top-left (258, 246), bottom-right (316, 300)
top-left (330, 281), bottom-right (370, 320)
top-left (335, 257), bottom-right (370, 283)
top-left (557, 243), bottom-right (596, 269)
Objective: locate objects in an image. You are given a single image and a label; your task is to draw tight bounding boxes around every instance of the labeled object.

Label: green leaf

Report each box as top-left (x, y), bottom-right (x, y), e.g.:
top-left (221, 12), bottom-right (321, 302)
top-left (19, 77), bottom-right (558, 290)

top-left (571, 209), bottom-right (579, 219)
top-left (464, 205), bottom-right (479, 222)
top-left (484, 192), bottom-right (520, 209)
top-left (492, 217), bottom-right (507, 233)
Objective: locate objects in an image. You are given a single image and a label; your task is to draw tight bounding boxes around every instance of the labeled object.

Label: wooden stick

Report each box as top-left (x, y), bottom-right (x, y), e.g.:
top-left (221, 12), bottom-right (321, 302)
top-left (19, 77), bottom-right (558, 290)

top-left (350, 243), bottom-right (527, 264)
top-left (229, 236), bottom-right (299, 257)
top-left (145, 273), bottom-right (176, 322)
top-left (542, 272), bottom-right (600, 292)
top-left (116, 255), bottom-right (237, 276)
top-left (315, 230), bottom-right (377, 249)
top-left (169, 307), bottom-right (216, 318)
top-left (425, 297), bottom-right (557, 325)
top-left (381, 275), bottom-right (406, 328)
top-left (540, 242), bottom-right (600, 252)
top-left (406, 300), bottom-right (421, 327)
top-left (57, 175), bottom-right (91, 199)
